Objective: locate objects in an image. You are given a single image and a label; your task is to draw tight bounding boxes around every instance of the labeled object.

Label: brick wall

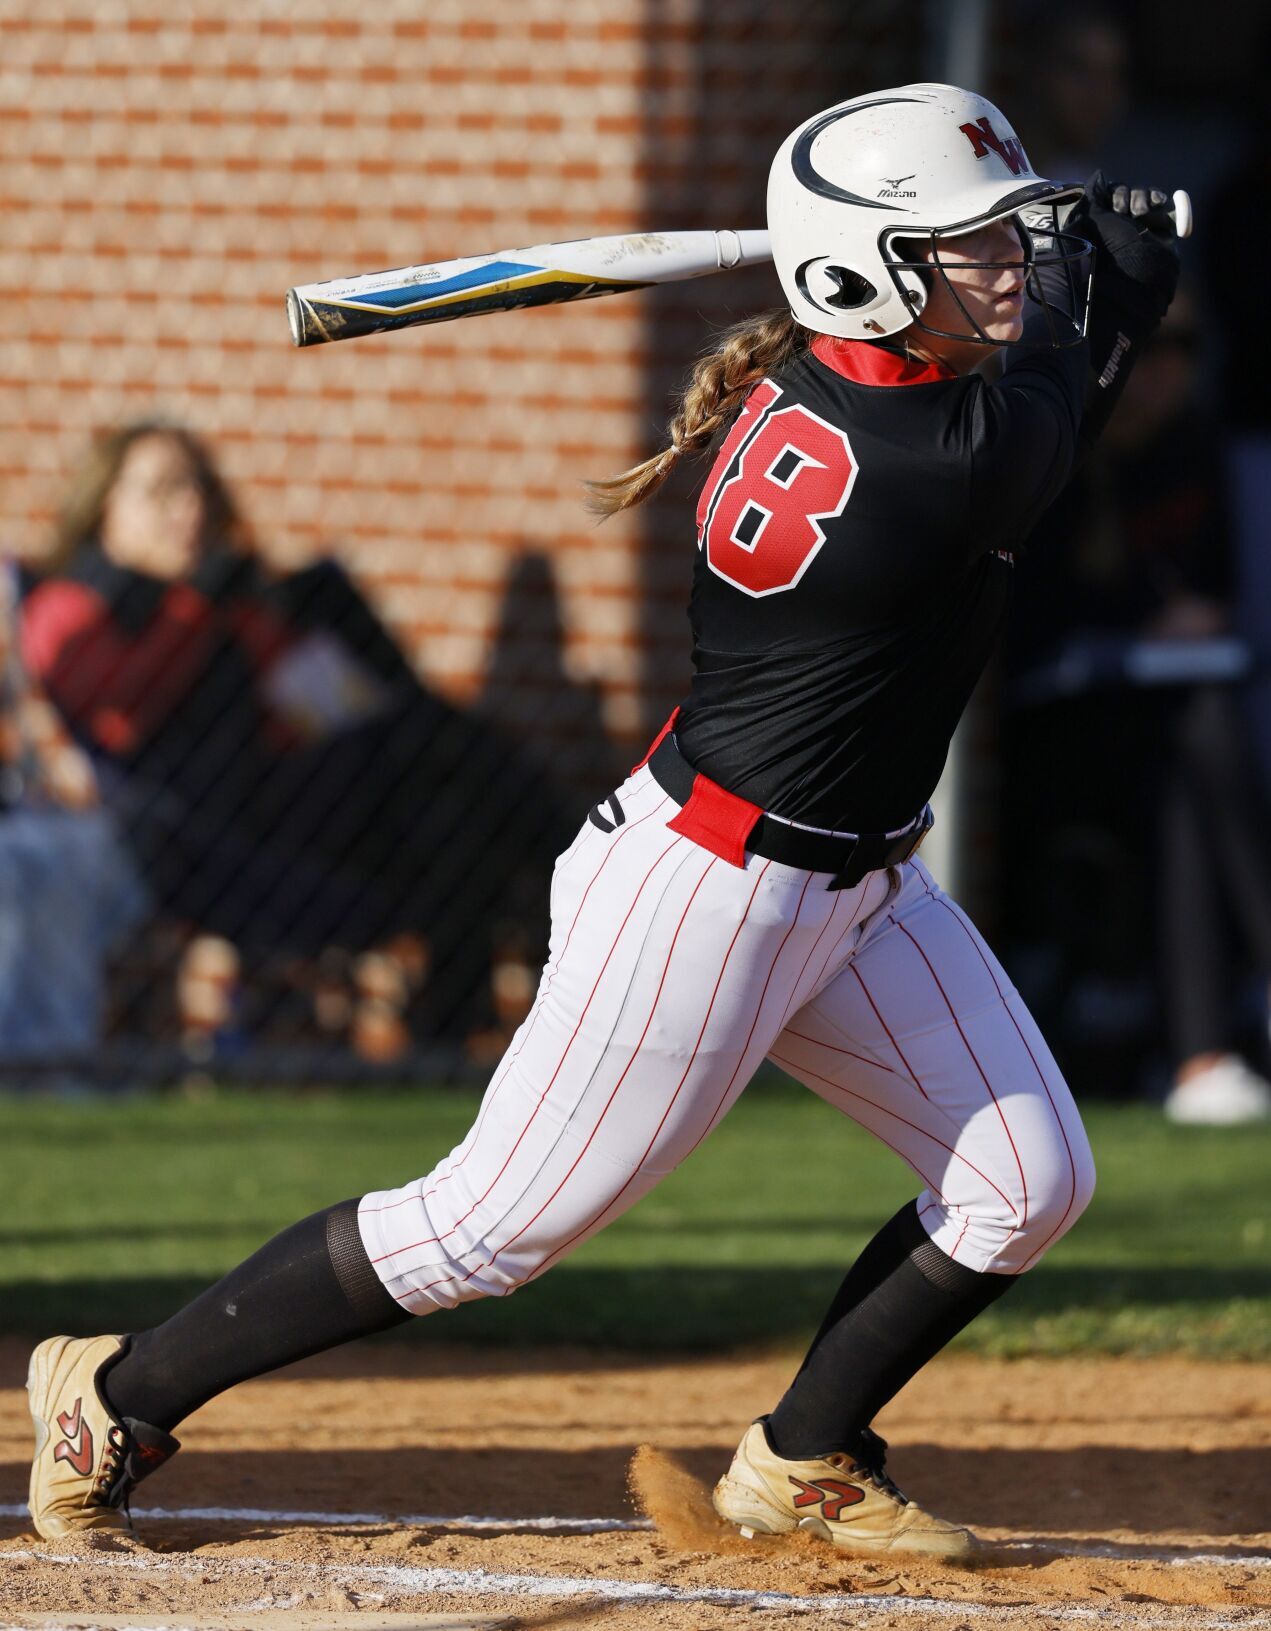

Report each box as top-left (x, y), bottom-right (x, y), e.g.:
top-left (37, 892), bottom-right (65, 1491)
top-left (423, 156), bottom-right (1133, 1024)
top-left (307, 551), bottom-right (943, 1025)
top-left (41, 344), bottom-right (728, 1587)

top-left (0, 1), bottom-right (916, 789)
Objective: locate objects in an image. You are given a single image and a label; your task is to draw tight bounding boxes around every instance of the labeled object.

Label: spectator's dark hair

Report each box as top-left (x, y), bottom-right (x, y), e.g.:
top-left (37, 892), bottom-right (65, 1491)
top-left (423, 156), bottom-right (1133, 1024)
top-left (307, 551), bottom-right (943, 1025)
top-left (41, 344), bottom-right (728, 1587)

top-left (50, 417), bottom-right (254, 570)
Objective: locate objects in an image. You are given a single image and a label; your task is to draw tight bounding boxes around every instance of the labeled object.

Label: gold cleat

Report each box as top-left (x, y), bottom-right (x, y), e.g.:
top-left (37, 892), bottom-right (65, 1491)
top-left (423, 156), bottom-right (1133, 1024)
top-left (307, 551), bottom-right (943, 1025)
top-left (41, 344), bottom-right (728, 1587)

top-left (27, 1334), bottom-right (179, 1539)
top-left (713, 1418), bottom-right (975, 1560)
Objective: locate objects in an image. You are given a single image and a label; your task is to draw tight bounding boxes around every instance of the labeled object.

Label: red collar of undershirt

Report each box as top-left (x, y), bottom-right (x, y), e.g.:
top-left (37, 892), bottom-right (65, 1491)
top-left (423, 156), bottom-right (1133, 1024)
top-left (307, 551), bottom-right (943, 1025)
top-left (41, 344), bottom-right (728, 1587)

top-left (811, 332), bottom-right (955, 387)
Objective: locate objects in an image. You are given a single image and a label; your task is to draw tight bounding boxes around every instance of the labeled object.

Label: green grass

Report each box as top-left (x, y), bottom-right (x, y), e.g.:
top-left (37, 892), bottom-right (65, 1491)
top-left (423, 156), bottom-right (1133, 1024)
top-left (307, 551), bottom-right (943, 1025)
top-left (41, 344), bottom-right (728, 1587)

top-left (0, 1076), bottom-right (1266, 1357)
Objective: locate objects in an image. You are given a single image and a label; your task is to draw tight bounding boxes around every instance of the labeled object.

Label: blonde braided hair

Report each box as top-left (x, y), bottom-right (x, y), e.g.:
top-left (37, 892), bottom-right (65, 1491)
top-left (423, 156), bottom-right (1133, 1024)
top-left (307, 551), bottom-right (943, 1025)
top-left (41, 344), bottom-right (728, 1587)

top-left (585, 308), bottom-right (811, 518)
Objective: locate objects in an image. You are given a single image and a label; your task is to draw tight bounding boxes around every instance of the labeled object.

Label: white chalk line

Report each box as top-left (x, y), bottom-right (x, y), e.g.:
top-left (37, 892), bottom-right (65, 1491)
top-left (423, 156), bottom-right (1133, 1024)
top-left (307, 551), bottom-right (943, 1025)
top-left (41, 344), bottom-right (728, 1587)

top-left (0, 1501), bottom-right (637, 1534)
top-left (2, 1500), bottom-right (1271, 1565)
top-left (0, 1501), bottom-right (640, 1534)
top-left (994, 1540), bottom-right (1271, 1570)
top-left (1, 1502), bottom-right (1268, 1569)
top-left (3, 1547), bottom-right (1270, 1630)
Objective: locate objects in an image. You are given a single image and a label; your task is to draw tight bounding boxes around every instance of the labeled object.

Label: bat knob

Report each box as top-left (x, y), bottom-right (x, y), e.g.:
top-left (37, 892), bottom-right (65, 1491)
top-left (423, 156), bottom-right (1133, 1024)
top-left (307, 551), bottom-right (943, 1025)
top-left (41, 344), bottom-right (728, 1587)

top-left (1171, 189), bottom-right (1193, 239)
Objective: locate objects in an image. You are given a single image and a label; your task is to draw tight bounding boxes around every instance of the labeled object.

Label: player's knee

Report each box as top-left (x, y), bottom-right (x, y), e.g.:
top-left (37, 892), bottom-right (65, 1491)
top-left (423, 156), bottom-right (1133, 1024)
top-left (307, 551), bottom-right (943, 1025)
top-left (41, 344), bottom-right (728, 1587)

top-left (1015, 1121), bottom-right (1096, 1267)
top-left (1073, 1130), bottom-right (1097, 1217)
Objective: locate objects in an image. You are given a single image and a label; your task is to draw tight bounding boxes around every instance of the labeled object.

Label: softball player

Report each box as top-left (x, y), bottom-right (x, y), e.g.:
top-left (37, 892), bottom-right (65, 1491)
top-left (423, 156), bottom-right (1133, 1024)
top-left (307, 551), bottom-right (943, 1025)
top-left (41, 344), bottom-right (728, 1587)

top-left (29, 85), bottom-right (1181, 1558)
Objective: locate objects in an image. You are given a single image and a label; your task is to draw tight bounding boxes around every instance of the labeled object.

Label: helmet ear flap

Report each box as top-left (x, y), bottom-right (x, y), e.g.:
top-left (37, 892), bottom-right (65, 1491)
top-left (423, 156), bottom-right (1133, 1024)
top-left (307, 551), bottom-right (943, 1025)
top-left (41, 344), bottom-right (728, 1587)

top-left (795, 254), bottom-right (931, 328)
top-left (797, 257), bottom-right (878, 313)
top-left (823, 265), bottom-right (877, 310)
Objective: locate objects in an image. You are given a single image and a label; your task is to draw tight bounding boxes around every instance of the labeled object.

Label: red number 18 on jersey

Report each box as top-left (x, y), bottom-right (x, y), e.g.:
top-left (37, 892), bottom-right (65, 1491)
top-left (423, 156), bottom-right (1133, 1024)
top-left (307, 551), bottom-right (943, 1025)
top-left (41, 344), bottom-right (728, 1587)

top-left (695, 379), bottom-right (859, 598)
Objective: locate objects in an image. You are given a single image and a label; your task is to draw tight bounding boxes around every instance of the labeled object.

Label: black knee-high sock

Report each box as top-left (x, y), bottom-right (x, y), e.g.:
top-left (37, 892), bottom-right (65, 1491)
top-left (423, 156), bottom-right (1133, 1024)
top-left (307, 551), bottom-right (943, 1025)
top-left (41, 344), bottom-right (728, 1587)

top-left (103, 1200), bottom-right (410, 1433)
top-left (766, 1201), bottom-right (1014, 1460)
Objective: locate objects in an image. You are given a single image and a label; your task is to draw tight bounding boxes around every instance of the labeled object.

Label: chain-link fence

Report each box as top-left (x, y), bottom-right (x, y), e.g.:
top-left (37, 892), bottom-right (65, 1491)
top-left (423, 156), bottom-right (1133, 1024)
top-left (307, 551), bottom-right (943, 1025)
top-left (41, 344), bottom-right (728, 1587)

top-left (0, 3), bottom-right (923, 1086)
top-left (2, 456), bottom-right (592, 1082)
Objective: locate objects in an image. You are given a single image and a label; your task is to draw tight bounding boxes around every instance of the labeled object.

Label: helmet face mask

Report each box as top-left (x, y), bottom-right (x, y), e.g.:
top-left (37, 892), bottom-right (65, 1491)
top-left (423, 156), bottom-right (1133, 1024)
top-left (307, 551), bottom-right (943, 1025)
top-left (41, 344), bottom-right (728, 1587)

top-left (768, 84), bottom-right (1094, 350)
top-left (880, 204), bottom-right (1093, 349)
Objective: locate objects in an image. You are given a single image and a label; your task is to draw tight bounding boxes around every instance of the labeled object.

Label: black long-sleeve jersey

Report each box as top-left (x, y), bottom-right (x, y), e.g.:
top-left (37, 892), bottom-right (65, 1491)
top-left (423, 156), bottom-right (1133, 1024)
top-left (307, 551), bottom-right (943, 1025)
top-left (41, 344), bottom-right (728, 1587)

top-left (675, 327), bottom-right (1088, 833)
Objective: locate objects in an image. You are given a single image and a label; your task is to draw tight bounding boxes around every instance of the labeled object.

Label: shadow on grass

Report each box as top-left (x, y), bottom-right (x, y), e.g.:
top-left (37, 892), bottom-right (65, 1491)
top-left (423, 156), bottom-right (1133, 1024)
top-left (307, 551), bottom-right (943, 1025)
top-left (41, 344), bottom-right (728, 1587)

top-left (2, 1264), bottom-right (1267, 1353)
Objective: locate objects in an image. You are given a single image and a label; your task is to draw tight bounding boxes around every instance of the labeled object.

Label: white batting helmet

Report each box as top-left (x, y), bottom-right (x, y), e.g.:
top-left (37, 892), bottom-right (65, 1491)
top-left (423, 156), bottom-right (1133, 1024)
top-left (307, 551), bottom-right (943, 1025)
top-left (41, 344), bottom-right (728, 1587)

top-left (767, 83), bottom-right (1091, 346)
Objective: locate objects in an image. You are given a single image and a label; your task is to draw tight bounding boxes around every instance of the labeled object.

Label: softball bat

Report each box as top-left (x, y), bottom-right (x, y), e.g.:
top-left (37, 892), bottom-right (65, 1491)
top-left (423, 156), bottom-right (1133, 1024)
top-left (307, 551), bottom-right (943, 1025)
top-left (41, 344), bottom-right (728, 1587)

top-left (285, 190), bottom-right (1192, 349)
top-left (285, 229), bottom-right (773, 347)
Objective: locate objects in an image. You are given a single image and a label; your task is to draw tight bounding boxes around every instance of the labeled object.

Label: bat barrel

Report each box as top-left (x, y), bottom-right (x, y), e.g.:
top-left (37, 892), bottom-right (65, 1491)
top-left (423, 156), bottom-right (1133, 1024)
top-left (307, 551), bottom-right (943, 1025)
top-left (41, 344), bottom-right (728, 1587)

top-left (285, 229), bottom-right (773, 348)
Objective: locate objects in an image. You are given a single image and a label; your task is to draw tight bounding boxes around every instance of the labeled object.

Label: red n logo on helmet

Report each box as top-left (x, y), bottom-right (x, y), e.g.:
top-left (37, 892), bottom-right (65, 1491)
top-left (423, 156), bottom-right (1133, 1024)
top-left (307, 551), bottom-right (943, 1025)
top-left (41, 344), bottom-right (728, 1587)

top-left (959, 117), bottom-right (1028, 176)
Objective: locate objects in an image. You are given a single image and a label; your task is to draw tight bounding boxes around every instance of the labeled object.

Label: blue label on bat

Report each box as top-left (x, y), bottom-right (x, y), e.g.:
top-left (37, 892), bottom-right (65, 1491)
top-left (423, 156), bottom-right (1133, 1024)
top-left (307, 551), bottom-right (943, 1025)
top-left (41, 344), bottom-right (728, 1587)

top-left (342, 259), bottom-right (540, 309)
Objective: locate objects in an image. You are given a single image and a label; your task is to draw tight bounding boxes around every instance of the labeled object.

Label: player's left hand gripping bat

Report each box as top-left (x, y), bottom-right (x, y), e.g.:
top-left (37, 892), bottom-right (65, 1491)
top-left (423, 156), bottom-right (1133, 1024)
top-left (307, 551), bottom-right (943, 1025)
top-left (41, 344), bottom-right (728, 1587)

top-left (285, 230), bottom-right (773, 347)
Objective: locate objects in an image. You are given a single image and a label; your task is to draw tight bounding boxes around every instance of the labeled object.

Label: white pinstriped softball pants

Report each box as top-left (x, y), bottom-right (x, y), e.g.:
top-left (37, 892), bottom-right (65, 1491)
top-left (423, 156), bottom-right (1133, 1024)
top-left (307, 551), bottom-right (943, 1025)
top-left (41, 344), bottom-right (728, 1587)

top-left (358, 763), bottom-right (1095, 1310)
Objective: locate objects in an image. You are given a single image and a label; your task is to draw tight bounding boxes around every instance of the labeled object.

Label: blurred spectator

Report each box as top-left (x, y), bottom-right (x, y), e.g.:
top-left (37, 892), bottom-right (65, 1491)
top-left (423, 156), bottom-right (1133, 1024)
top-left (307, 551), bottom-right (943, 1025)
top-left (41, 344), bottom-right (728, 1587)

top-left (1016, 2), bottom-right (1129, 183)
top-left (20, 420), bottom-right (573, 1059)
top-left (1, 561), bottom-right (149, 1063)
top-left (1004, 294), bottom-right (1271, 1123)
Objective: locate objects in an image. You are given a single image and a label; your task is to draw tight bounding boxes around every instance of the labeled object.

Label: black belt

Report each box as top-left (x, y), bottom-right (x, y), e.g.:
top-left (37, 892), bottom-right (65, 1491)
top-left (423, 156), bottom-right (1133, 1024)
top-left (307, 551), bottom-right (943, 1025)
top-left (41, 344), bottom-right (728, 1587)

top-left (645, 735), bottom-right (933, 892)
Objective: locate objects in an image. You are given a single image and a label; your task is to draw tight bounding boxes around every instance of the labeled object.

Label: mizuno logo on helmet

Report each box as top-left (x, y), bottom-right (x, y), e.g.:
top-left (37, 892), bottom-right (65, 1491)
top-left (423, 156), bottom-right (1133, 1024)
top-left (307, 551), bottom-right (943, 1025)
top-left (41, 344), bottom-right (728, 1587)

top-left (877, 174), bottom-right (917, 199)
top-left (958, 116), bottom-right (1028, 176)
top-left (791, 98), bottom-right (923, 212)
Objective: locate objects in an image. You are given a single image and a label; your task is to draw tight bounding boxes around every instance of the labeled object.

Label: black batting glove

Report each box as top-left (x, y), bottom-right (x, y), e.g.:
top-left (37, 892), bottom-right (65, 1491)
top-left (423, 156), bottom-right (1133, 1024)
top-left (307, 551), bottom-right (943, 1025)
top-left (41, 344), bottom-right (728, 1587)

top-left (1066, 173), bottom-right (1184, 456)
top-left (1111, 183), bottom-right (1173, 227)
top-left (1068, 170), bottom-right (1181, 320)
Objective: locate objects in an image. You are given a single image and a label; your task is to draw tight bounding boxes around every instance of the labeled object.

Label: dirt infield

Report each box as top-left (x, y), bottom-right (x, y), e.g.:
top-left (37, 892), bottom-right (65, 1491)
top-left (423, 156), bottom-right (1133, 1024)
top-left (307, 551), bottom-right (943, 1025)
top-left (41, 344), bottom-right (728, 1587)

top-left (0, 1340), bottom-right (1267, 1629)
